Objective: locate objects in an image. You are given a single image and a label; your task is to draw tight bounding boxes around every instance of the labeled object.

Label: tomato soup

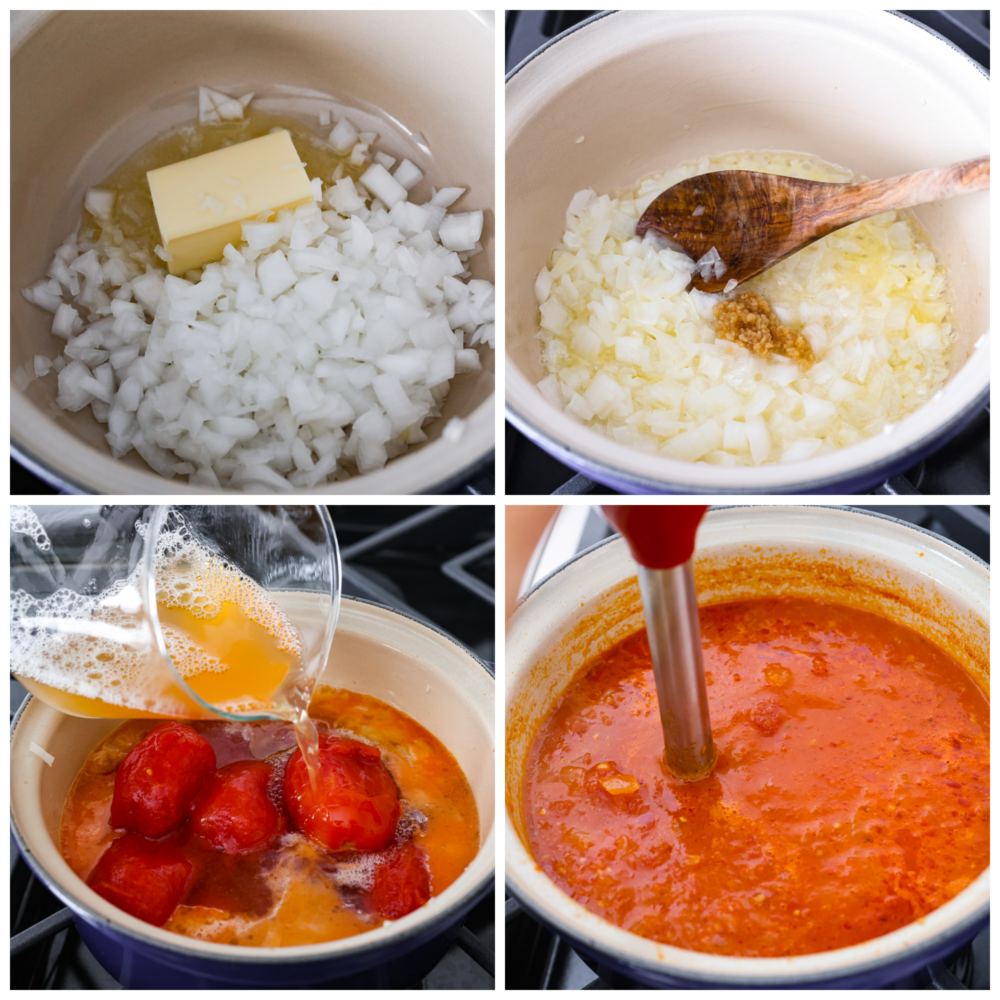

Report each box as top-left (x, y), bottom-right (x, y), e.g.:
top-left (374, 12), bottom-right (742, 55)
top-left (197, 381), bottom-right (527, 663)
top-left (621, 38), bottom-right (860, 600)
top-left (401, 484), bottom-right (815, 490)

top-left (61, 687), bottom-right (479, 946)
top-left (524, 597), bottom-right (989, 957)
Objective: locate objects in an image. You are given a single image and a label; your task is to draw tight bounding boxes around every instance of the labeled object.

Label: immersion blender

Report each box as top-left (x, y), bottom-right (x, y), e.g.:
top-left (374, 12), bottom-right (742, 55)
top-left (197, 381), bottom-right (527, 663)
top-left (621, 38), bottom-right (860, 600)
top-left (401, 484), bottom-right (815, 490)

top-left (601, 505), bottom-right (714, 781)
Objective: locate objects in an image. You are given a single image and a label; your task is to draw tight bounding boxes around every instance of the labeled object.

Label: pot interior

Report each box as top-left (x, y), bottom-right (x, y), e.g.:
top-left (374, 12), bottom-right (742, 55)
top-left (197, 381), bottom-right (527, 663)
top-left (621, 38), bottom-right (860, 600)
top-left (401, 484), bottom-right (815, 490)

top-left (12, 598), bottom-right (495, 956)
top-left (12, 10), bottom-right (495, 494)
top-left (506, 10), bottom-right (989, 489)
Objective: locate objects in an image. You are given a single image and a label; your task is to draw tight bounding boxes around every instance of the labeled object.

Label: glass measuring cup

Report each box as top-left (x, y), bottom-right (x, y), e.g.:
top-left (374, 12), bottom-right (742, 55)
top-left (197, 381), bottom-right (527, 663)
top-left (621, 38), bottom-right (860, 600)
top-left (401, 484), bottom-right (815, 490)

top-left (10, 505), bottom-right (340, 721)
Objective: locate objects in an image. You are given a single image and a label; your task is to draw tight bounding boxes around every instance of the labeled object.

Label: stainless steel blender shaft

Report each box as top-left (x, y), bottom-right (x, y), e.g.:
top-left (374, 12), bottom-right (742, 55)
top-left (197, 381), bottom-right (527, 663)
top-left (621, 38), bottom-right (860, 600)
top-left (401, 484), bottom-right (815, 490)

top-left (637, 562), bottom-right (716, 780)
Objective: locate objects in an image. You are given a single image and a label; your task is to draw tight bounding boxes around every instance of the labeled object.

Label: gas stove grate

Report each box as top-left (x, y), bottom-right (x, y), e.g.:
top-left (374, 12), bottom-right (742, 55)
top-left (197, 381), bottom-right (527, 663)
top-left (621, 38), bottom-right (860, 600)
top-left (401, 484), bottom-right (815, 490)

top-left (441, 539), bottom-right (496, 607)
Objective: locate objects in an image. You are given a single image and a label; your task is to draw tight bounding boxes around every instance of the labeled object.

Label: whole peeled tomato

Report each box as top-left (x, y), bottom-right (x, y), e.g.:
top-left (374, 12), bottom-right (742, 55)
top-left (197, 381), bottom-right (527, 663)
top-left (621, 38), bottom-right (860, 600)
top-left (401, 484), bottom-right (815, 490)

top-left (110, 722), bottom-right (216, 838)
top-left (87, 831), bottom-right (194, 927)
top-left (190, 760), bottom-right (283, 853)
top-left (191, 760), bottom-right (282, 854)
top-left (371, 840), bottom-right (432, 919)
top-left (284, 735), bottom-right (400, 852)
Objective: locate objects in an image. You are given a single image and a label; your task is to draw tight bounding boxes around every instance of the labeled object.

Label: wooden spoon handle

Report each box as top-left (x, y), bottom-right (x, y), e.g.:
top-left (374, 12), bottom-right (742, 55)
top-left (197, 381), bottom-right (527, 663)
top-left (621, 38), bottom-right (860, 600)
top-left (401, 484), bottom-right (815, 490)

top-left (825, 156), bottom-right (989, 226)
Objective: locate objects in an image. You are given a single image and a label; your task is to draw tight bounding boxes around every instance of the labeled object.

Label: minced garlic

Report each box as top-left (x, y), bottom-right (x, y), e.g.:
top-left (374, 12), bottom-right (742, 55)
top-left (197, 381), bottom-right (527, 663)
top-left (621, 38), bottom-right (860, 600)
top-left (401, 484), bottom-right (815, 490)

top-left (714, 290), bottom-right (814, 367)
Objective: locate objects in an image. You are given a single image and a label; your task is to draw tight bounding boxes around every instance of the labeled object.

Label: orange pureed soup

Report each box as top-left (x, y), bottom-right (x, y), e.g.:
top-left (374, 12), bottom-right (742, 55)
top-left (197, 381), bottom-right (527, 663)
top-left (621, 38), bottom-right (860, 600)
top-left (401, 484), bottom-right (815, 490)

top-left (62, 687), bottom-right (479, 946)
top-left (524, 597), bottom-right (989, 957)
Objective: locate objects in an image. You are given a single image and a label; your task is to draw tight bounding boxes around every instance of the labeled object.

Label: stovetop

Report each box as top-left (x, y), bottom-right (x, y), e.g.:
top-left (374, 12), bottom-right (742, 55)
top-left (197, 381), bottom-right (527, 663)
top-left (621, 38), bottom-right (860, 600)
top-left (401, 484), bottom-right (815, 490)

top-left (505, 10), bottom-right (990, 496)
top-left (506, 503), bottom-right (989, 989)
top-left (10, 504), bottom-right (495, 990)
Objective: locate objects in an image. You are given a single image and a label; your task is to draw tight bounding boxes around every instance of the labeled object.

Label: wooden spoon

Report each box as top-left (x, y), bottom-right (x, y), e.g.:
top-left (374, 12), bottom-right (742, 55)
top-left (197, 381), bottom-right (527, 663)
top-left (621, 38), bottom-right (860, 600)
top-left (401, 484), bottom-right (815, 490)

top-left (635, 156), bottom-right (989, 293)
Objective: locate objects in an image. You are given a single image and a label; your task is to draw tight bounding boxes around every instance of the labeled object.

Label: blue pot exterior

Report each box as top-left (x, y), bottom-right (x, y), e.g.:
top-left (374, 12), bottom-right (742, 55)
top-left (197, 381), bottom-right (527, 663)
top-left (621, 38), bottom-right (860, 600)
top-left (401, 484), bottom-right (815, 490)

top-left (72, 905), bottom-right (463, 989)
top-left (509, 879), bottom-right (987, 989)
top-left (507, 394), bottom-right (986, 495)
top-left (15, 834), bottom-right (490, 989)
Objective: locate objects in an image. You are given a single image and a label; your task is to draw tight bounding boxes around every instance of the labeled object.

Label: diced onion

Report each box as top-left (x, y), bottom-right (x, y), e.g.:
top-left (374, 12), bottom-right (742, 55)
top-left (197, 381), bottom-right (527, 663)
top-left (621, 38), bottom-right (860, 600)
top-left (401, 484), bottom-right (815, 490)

top-left (23, 117), bottom-right (493, 490)
top-left (534, 150), bottom-right (953, 466)
top-left (29, 742), bottom-right (55, 766)
top-left (438, 212), bottom-right (484, 252)
top-left (329, 117), bottom-right (359, 154)
top-left (360, 163), bottom-right (407, 209)
top-left (199, 86), bottom-right (247, 125)
top-left (392, 159), bottom-right (424, 191)
top-left (84, 189), bottom-right (115, 221)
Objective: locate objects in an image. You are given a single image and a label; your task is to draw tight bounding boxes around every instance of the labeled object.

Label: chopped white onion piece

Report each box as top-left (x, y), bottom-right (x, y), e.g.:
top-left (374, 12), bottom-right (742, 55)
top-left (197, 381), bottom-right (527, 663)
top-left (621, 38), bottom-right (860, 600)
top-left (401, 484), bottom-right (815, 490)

top-left (438, 211), bottom-right (484, 252)
top-left (566, 189), bottom-right (596, 227)
top-left (360, 163), bottom-right (407, 209)
top-left (329, 117), bottom-right (359, 154)
top-left (51, 303), bottom-right (81, 339)
top-left (84, 188), bottom-right (115, 221)
top-left (392, 158), bottom-right (423, 191)
top-left (430, 187), bottom-right (465, 209)
top-left (534, 268), bottom-right (553, 304)
top-left (29, 742), bottom-right (54, 766)
top-left (744, 414), bottom-right (772, 464)
top-left (257, 250), bottom-right (298, 298)
top-left (199, 86), bottom-right (246, 125)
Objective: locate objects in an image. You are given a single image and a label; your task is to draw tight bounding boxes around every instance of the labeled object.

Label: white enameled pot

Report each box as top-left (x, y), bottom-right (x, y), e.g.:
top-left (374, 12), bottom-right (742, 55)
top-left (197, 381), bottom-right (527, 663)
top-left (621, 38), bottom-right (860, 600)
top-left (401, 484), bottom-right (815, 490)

top-left (12, 10), bottom-right (494, 494)
top-left (506, 506), bottom-right (988, 988)
top-left (12, 598), bottom-right (495, 989)
top-left (506, 11), bottom-right (989, 494)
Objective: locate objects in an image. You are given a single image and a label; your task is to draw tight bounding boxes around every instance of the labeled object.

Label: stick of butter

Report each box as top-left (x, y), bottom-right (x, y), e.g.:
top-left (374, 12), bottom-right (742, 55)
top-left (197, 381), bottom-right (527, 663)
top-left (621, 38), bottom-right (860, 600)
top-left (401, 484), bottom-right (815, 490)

top-left (147, 130), bottom-right (313, 276)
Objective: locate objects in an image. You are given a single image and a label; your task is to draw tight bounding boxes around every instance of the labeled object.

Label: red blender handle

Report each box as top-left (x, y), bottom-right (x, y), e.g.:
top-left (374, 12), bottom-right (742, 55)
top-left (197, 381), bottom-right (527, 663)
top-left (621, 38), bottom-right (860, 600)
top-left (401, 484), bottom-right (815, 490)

top-left (602, 505), bottom-right (709, 569)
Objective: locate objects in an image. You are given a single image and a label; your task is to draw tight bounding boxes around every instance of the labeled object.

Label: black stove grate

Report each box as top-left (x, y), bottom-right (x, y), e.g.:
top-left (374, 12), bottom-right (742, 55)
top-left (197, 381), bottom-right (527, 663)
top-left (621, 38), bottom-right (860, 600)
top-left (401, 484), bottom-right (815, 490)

top-left (10, 504), bottom-right (495, 990)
